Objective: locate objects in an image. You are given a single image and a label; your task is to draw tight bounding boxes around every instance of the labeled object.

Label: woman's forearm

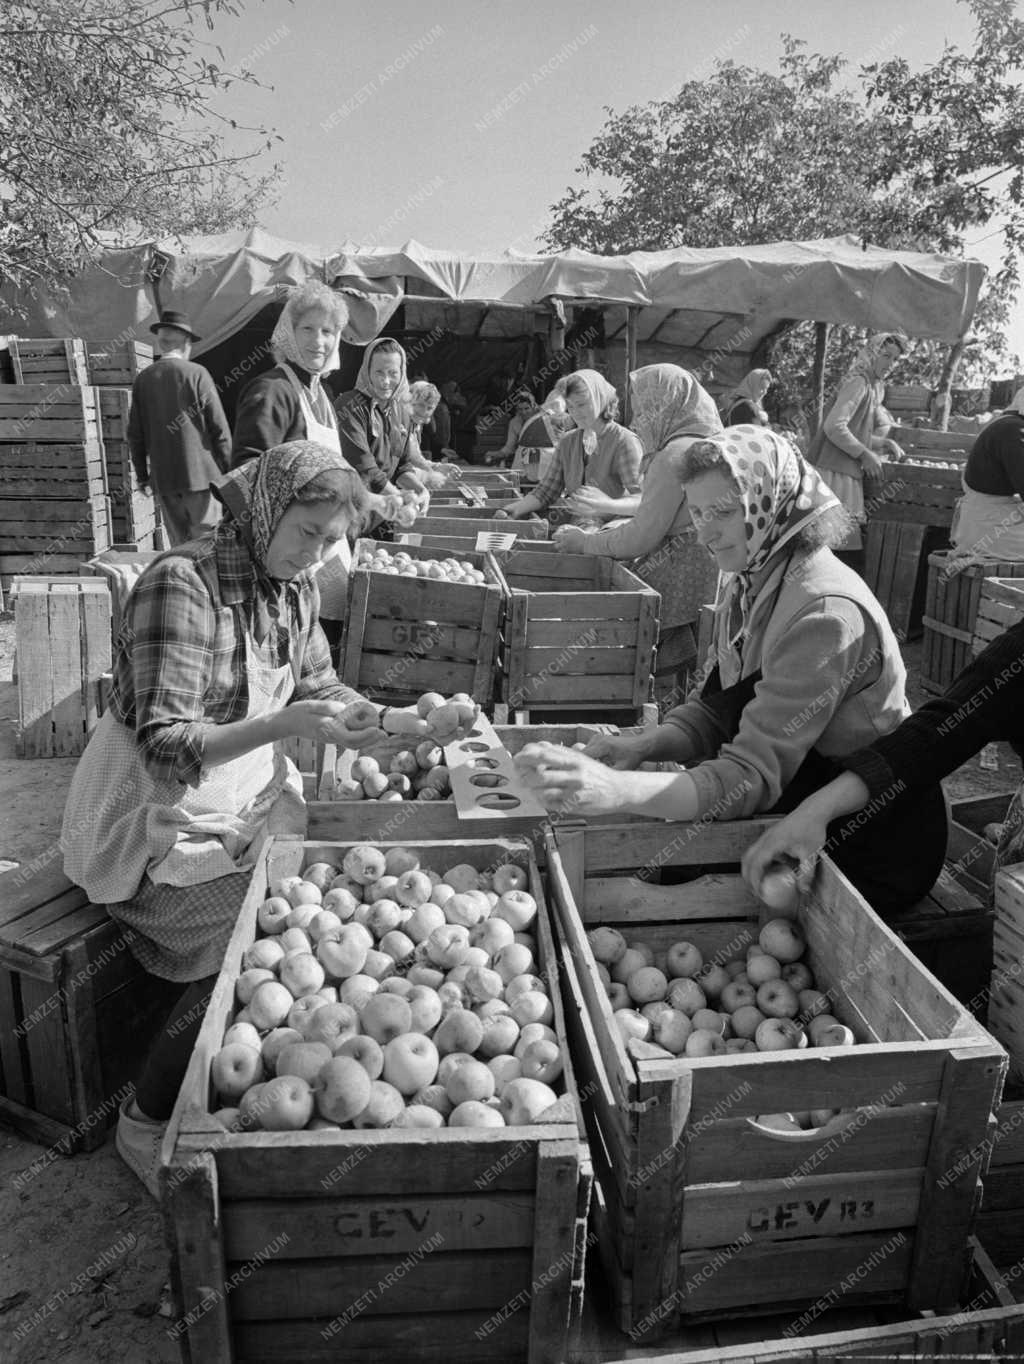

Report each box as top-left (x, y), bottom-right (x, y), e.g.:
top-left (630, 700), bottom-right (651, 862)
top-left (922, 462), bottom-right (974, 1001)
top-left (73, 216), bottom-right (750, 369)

top-left (801, 771), bottom-right (872, 826)
top-left (509, 494), bottom-right (544, 518)
top-left (613, 768), bottom-right (701, 821)
top-left (198, 709), bottom-right (291, 769)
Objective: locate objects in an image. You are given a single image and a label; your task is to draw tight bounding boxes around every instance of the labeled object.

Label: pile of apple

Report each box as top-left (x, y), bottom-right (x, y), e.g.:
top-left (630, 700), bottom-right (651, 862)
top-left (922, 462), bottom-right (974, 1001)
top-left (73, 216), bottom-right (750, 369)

top-left (355, 544), bottom-right (489, 585)
top-left (898, 457), bottom-right (962, 470)
top-left (210, 847), bottom-right (567, 1132)
top-left (332, 689), bottom-right (481, 803)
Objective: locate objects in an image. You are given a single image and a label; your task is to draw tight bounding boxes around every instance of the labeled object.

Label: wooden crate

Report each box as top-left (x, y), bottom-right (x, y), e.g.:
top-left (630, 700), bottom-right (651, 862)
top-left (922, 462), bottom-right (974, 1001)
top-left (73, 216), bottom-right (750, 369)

top-left (885, 387), bottom-right (935, 420)
top-left (544, 818), bottom-right (1006, 1336)
top-left (15, 578), bottom-right (112, 756)
top-left (308, 723), bottom-right (617, 843)
top-left (0, 859), bottom-right (171, 1153)
top-left (95, 388), bottom-right (159, 546)
top-left (86, 338), bottom-right (153, 386)
top-left (0, 440), bottom-right (108, 502)
top-left (84, 547), bottom-right (162, 644)
top-left (9, 337), bottom-right (90, 387)
top-left (161, 835), bottom-right (592, 1364)
top-left (978, 1098), bottom-right (1024, 1274)
top-left (411, 514), bottom-right (550, 544)
top-left (973, 577), bottom-right (1024, 654)
top-left (922, 553), bottom-right (1024, 694)
top-left (0, 382), bottom-right (103, 445)
top-left (890, 424), bottom-right (972, 462)
top-left (871, 460), bottom-right (961, 527)
top-left (277, 734), bottom-right (324, 802)
top-left (885, 861), bottom-right (993, 1015)
top-left (577, 1238), bottom-right (1024, 1360)
top-left (990, 864), bottom-right (1024, 1081)
top-left (488, 549), bottom-right (659, 721)
top-left (863, 521), bottom-right (947, 642)
top-left (947, 792), bottom-right (1014, 898)
top-left (340, 539), bottom-right (505, 706)
top-left (0, 490), bottom-right (111, 563)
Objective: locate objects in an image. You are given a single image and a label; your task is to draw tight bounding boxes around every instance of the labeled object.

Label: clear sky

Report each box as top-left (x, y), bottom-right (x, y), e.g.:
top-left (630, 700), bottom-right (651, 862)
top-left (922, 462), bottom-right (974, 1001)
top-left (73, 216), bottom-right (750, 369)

top-left (205, 0), bottom-right (1021, 359)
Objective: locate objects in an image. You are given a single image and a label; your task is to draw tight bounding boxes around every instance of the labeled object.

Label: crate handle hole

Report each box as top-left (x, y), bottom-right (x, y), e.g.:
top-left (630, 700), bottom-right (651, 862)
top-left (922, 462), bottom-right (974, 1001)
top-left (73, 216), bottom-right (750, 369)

top-left (469, 772), bottom-right (509, 789)
top-left (475, 792), bottom-right (522, 809)
top-left (460, 740), bottom-right (490, 752)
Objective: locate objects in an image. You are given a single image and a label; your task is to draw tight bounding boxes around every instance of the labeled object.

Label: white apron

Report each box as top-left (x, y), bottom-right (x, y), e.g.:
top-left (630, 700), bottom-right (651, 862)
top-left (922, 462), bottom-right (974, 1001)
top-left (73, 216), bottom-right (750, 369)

top-left (281, 365), bottom-right (353, 619)
top-left (61, 632), bottom-right (305, 906)
top-left (950, 481), bottom-right (1024, 562)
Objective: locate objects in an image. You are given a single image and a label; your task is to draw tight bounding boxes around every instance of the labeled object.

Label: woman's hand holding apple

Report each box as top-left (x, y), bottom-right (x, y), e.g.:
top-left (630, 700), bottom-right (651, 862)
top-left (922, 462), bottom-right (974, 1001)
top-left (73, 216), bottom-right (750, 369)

top-left (513, 741), bottom-right (630, 815)
top-left (582, 730), bottom-right (655, 771)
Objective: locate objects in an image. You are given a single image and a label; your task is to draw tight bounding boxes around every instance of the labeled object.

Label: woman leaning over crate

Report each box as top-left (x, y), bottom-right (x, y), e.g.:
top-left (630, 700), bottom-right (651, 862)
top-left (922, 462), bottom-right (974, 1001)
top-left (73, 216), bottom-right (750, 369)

top-left (61, 442), bottom-right (392, 1198)
top-left (514, 426), bottom-right (948, 916)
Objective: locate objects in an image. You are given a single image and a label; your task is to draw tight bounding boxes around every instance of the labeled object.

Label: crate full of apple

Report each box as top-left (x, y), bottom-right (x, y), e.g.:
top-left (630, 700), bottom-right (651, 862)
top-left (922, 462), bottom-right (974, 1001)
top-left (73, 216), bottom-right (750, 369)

top-left (162, 836), bottom-right (591, 1363)
top-left (543, 819), bottom-right (1006, 1338)
top-left (340, 539), bottom-right (504, 708)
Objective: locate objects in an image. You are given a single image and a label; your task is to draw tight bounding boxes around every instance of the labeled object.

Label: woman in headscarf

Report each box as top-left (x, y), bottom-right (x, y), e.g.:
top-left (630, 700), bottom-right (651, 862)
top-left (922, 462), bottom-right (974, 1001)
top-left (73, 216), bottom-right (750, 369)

top-left (515, 426), bottom-right (946, 914)
top-left (61, 442), bottom-right (390, 1198)
top-left (503, 370), bottom-right (643, 521)
top-left (510, 389), bottom-right (573, 485)
top-left (719, 368), bottom-right (773, 426)
top-left (552, 365), bottom-right (723, 704)
top-left (809, 331), bottom-right (909, 570)
top-left (949, 387), bottom-right (1024, 562)
top-left (334, 337), bottom-right (428, 505)
top-left (395, 381), bottom-right (462, 488)
top-left (490, 389), bottom-right (539, 467)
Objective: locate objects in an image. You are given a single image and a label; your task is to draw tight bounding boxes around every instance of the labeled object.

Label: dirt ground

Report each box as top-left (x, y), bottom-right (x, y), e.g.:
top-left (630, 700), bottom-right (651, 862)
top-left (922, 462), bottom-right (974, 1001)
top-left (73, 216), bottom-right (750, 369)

top-left (0, 611), bottom-right (1018, 1363)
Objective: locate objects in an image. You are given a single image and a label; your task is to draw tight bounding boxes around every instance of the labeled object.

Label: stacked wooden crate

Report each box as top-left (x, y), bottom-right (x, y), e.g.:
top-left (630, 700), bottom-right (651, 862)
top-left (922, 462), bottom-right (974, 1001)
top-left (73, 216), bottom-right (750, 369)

top-left (96, 387), bottom-right (160, 548)
top-left (85, 339), bottom-right (152, 386)
top-left (8, 337), bottom-right (90, 386)
top-left (972, 577), bottom-right (1024, 654)
top-left (0, 384), bottom-right (112, 580)
top-left (921, 553), bottom-right (1024, 694)
top-left (884, 384), bottom-right (934, 425)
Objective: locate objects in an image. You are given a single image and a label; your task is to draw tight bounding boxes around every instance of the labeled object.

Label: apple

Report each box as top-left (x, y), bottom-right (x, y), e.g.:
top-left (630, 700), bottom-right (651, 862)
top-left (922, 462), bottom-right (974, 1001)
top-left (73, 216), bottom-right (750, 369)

top-left (493, 943), bottom-right (535, 984)
top-left (382, 847), bottom-right (420, 877)
top-left (729, 1004), bottom-right (766, 1040)
top-left (275, 1040), bottom-right (332, 1083)
top-left (287, 882), bottom-right (322, 909)
top-left (631, 941), bottom-right (656, 967)
top-left (393, 1105), bottom-right (445, 1130)
top-left (437, 981), bottom-right (467, 1013)
top-left (251, 1075), bottom-right (313, 1130)
top-left (336, 779), bottom-right (365, 800)
top-left (305, 1002), bottom-right (361, 1049)
top-left (445, 1058), bottom-right (495, 1106)
top-left (233, 1006), bottom-right (256, 1026)
top-left (236, 967), bottom-right (275, 1006)
top-left (383, 1033), bottom-right (440, 1095)
top-left (315, 1055), bottom-right (372, 1123)
top-left (273, 874), bottom-right (305, 900)
top-left (607, 982), bottom-right (631, 1010)
top-left (493, 890), bottom-right (537, 931)
top-left (745, 953), bottom-right (782, 987)
top-left (445, 890), bottom-right (490, 929)
top-left (362, 948), bottom-right (396, 982)
top-left (725, 1038), bottom-right (758, 1054)
top-left (414, 740), bottom-right (444, 770)
top-left (720, 980), bottom-right (757, 1013)
top-left (492, 864), bottom-right (528, 894)
top-left (316, 925), bottom-right (371, 979)
top-left (338, 974), bottom-right (380, 1011)
top-left (211, 1107), bottom-right (240, 1131)
top-left (477, 997), bottom-right (511, 1019)
top-left (405, 903), bottom-right (448, 943)
top-left (437, 1052), bottom-right (475, 1086)
top-left (434, 1008), bottom-right (484, 1056)
top-left (279, 927), bottom-right (313, 956)
top-left (427, 924), bottom-right (471, 969)
top-left (518, 1038), bottom-right (563, 1084)
top-left (352, 1079), bottom-right (405, 1129)
top-left (286, 994), bottom-right (330, 1036)
top-left (782, 962), bottom-right (814, 992)
top-left (450, 1100), bottom-right (505, 1128)
top-left (813, 1022), bottom-right (857, 1048)
top-left (755, 1018), bottom-right (808, 1052)
top-left (443, 864), bottom-right (480, 893)
top-left (470, 917), bottom-right (516, 956)
top-left (725, 959), bottom-right (747, 978)
top-left (798, 989), bottom-right (833, 1021)
top-left (407, 963), bottom-right (445, 990)
top-left (465, 966), bottom-right (504, 1004)
top-left (509, 990), bottom-right (553, 1028)
top-left (242, 939), bottom-right (285, 972)
top-left (212, 1042), bottom-right (264, 1102)
top-left (360, 993), bottom-right (413, 1044)
top-left (810, 1108), bottom-right (842, 1126)
top-left (487, 1055), bottom-right (523, 1093)
top-left (335, 1034), bottom-right (384, 1078)
top-left (477, 1013), bottom-right (521, 1059)
top-left (248, 981), bottom-right (295, 1031)
top-left (380, 977), bottom-right (414, 998)
top-left (322, 887), bottom-right (359, 921)
top-left (666, 941), bottom-right (704, 979)
top-left (504, 973), bottom-right (547, 1005)
top-left (280, 952), bottom-right (325, 998)
top-left (627, 966), bottom-right (668, 1006)
top-left (315, 986), bottom-right (338, 1004)
top-left (350, 756), bottom-right (380, 783)
top-left (395, 869), bottom-right (434, 908)
top-left (303, 862), bottom-right (340, 893)
top-left (237, 1083), bottom-right (268, 1130)
top-left (261, 1026), bottom-right (303, 1070)
top-left (413, 1083), bottom-right (454, 1117)
top-left (685, 1029), bottom-right (727, 1057)
top-left (430, 882), bottom-right (456, 908)
top-left (757, 867), bottom-right (800, 915)
top-left (379, 930), bottom-right (416, 963)
top-left (416, 691), bottom-right (446, 718)
top-left (756, 979), bottom-right (800, 1020)
top-left (500, 1077), bottom-right (559, 1125)
top-left (610, 948), bottom-right (647, 986)
top-left (614, 1009), bottom-right (651, 1044)
top-left (759, 918), bottom-right (806, 964)
top-left (343, 846), bottom-right (388, 886)
top-left (308, 909), bottom-right (344, 945)
top-left (651, 1008), bottom-right (692, 1055)
top-left (257, 897), bottom-right (292, 935)
top-left (666, 978), bottom-right (707, 1016)
top-left (363, 899), bottom-right (402, 938)
top-left (698, 964), bottom-right (730, 1002)
top-left (691, 1008), bottom-right (728, 1037)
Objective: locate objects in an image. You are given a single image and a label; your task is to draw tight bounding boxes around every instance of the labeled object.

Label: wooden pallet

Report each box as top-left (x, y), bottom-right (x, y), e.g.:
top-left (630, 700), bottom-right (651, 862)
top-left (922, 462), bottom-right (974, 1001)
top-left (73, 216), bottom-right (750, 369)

top-left (545, 817), bottom-right (1006, 1336)
top-left (85, 338), bottom-right (153, 386)
top-left (15, 578), bottom-right (112, 756)
top-left (9, 338), bottom-right (89, 387)
top-left (340, 539), bottom-right (505, 706)
top-left (162, 835), bottom-right (592, 1364)
top-left (921, 553), bottom-right (1024, 694)
top-left (488, 549), bottom-right (659, 721)
top-left (0, 860), bottom-right (169, 1152)
top-left (973, 576), bottom-right (1024, 654)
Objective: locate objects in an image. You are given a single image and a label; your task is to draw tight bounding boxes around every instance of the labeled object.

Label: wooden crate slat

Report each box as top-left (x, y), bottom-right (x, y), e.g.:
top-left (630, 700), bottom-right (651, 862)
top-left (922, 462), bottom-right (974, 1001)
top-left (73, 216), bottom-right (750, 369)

top-left (972, 576), bottom-right (1024, 655)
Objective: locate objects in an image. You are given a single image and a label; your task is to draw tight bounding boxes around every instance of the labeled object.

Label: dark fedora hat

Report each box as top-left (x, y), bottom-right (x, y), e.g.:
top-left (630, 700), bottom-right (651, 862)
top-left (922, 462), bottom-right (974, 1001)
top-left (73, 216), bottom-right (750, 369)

top-left (150, 309), bottom-right (201, 342)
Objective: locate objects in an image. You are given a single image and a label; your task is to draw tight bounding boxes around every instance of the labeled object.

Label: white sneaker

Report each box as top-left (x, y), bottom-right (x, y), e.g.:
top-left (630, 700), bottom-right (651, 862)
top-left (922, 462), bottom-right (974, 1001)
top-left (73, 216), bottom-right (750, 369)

top-left (115, 1097), bottom-right (167, 1200)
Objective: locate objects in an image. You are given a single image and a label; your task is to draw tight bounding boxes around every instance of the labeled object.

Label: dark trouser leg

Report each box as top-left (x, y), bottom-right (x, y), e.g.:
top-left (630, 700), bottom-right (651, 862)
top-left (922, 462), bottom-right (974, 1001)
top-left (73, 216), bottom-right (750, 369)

top-left (134, 974), bottom-right (218, 1120)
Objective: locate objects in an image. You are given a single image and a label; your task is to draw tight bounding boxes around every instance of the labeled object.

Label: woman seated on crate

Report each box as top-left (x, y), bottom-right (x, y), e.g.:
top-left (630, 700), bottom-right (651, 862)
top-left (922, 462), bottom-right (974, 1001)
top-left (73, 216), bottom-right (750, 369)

top-left (551, 364), bottom-right (723, 705)
top-left (60, 440), bottom-right (394, 1199)
top-left (808, 332), bottom-right (909, 574)
top-left (514, 425), bottom-right (948, 917)
top-left (718, 367), bottom-right (773, 427)
top-left (741, 611), bottom-right (1024, 908)
top-left (501, 371), bottom-right (643, 524)
top-left (949, 387), bottom-right (1024, 563)
top-left (509, 388), bottom-right (574, 486)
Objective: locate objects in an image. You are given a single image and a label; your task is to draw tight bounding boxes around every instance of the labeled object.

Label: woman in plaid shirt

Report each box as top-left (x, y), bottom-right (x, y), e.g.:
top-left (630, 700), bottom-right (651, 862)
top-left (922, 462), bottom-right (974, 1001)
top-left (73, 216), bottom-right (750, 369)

top-left (502, 371), bottom-right (643, 523)
top-left (61, 440), bottom-right (389, 1198)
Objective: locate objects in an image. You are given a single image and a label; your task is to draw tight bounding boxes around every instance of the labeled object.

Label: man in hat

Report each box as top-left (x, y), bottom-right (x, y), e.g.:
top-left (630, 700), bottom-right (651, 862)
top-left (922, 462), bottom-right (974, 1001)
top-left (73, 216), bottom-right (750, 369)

top-left (127, 310), bottom-right (232, 545)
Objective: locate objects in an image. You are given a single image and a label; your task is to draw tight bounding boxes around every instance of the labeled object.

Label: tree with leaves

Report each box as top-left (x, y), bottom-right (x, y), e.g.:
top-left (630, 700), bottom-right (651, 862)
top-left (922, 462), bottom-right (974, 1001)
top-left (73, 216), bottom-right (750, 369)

top-left (0, 0), bottom-right (281, 298)
top-left (544, 0), bottom-right (1024, 393)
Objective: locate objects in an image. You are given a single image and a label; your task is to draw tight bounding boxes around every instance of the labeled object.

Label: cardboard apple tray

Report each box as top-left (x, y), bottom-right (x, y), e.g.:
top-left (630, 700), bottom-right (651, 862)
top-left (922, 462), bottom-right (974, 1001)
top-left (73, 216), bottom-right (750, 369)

top-left (161, 836), bottom-right (592, 1364)
top-left (543, 818), bottom-right (1008, 1340)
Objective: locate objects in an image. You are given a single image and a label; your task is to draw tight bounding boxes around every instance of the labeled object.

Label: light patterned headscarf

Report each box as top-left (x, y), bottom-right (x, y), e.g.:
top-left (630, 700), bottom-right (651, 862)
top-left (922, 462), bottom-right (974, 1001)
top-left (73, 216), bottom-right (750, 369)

top-left (848, 332), bottom-right (909, 385)
top-left (355, 337), bottom-right (410, 413)
top-left (563, 369), bottom-right (619, 453)
top-left (719, 368), bottom-right (772, 419)
top-left (270, 286), bottom-right (345, 398)
top-left (630, 365), bottom-right (722, 455)
top-left (690, 427), bottom-right (840, 667)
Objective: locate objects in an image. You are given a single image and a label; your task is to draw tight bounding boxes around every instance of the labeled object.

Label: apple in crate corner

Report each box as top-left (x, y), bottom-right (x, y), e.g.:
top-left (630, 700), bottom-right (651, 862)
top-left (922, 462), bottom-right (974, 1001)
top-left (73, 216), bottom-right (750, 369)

top-left (755, 1018), bottom-right (808, 1052)
top-left (212, 1043), bottom-right (264, 1102)
top-left (315, 1056), bottom-right (373, 1124)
